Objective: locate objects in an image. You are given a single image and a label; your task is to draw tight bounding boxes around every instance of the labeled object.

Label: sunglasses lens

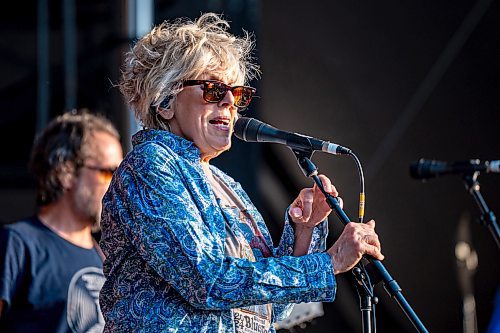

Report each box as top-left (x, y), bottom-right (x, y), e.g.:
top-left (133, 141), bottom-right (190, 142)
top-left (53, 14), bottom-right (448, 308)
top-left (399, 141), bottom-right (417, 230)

top-left (199, 81), bottom-right (255, 108)
top-left (204, 82), bottom-right (228, 102)
top-left (232, 87), bottom-right (254, 108)
top-left (84, 164), bottom-right (116, 183)
top-left (98, 170), bottom-right (114, 183)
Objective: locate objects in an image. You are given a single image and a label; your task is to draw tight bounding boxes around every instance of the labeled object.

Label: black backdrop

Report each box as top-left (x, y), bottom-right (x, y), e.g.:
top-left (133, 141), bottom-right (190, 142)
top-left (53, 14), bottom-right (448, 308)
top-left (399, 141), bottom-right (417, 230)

top-left (1, 1), bottom-right (499, 332)
top-left (256, 1), bottom-right (500, 332)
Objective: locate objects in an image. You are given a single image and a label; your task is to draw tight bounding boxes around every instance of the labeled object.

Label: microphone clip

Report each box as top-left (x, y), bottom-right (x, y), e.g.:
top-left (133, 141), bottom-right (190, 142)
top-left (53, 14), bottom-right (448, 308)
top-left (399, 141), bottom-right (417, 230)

top-left (292, 149), bottom-right (318, 178)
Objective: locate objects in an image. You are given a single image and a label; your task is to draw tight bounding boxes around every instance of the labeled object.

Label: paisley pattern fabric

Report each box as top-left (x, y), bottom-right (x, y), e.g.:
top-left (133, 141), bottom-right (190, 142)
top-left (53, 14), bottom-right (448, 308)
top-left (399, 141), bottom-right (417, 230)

top-left (99, 129), bottom-right (336, 332)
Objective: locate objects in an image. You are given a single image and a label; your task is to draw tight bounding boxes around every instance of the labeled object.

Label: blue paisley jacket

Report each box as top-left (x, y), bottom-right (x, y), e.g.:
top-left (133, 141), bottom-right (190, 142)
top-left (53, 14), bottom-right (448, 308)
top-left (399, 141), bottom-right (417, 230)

top-left (99, 129), bottom-right (336, 332)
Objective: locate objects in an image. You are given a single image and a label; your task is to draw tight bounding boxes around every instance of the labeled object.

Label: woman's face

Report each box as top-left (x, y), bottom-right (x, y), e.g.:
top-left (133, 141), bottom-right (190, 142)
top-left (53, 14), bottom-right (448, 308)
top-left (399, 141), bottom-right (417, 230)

top-left (168, 74), bottom-right (240, 162)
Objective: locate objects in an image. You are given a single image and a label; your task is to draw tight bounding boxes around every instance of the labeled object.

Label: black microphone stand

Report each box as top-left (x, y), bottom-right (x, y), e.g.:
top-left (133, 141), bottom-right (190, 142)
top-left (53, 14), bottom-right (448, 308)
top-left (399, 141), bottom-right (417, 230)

top-left (291, 148), bottom-right (429, 333)
top-left (462, 171), bottom-right (500, 249)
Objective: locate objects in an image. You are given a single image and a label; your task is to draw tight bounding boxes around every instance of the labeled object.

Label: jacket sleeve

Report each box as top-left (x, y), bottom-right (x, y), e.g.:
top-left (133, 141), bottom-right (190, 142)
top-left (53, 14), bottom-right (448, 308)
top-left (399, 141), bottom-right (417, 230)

top-left (271, 212), bottom-right (330, 321)
top-left (104, 146), bottom-right (336, 311)
top-left (276, 209), bottom-right (329, 257)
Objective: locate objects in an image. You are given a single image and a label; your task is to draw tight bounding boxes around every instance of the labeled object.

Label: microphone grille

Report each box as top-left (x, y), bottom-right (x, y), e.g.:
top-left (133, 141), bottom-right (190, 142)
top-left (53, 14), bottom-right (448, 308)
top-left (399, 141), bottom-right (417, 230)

top-left (409, 159), bottom-right (425, 179)
top-left (233, 117), bottom-right (250, 141)
top-left (409, 159), bottom-right (446, 179)
top-left (410, 158), bottom-right (439, 179)
top-left (233, 117), bottom-right (261, 142)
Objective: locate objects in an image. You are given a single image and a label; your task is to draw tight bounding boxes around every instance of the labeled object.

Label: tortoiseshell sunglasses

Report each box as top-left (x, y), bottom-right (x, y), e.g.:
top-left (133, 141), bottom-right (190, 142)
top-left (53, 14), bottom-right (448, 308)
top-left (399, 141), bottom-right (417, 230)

top-left (183, 80), bottom-right (256, 108)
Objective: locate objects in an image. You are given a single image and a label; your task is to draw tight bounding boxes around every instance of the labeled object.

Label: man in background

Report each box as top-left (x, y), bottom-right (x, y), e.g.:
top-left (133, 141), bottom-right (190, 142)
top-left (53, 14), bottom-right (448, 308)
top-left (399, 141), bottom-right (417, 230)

top-left (0, 109), bottom-right (123, 333)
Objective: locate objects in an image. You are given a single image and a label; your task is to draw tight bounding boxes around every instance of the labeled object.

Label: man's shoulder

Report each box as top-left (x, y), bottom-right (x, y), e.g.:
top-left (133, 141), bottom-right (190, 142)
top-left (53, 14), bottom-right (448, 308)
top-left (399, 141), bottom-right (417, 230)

top-left (2, 217), bottom-right (45, 241)
top-left (4, 216), bottom-right (39, 230)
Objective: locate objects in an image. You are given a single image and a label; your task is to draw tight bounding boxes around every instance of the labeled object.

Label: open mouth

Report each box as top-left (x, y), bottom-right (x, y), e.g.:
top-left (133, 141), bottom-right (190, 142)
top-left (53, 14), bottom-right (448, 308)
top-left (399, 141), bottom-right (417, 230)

top-left (209, 117), bottom-right (231, 131)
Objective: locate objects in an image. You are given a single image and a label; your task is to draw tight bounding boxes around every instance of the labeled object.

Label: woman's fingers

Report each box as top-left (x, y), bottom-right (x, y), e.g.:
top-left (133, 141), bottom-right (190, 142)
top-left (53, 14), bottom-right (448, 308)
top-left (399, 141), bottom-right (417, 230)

top-left (362, 244), bottom-right (384, 261)
top-left (292, 189), bottom-right (314, 222)
top-left (315, 174), bottom-right (337, 196)
top-left (290, 174), bottom-right (338, 225)
top-left (327, 221), bottom-right (384, 274)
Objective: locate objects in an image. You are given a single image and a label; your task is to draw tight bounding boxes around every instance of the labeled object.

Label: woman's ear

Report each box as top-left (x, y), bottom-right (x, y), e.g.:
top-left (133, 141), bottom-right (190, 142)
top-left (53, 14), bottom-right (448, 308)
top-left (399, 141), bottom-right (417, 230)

top-left (157, 106), bottom-right (174, 120)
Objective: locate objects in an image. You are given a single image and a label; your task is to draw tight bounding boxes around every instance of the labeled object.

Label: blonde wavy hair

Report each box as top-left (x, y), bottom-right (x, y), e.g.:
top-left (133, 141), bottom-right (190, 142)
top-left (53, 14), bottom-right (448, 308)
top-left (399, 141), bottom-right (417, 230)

top-left (119, 12), bottom-right (261, 129)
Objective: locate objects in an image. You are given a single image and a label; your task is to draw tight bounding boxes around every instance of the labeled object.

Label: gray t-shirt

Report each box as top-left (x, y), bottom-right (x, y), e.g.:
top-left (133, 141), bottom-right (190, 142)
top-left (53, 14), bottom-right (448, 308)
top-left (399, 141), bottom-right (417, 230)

top-left (207, 171), bottom-right (273, 333)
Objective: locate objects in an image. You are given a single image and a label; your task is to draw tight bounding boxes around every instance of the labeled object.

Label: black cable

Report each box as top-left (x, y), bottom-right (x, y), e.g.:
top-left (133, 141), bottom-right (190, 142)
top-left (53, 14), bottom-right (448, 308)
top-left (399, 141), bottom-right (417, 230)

top-left (348, 151), bottom-right (366, 224)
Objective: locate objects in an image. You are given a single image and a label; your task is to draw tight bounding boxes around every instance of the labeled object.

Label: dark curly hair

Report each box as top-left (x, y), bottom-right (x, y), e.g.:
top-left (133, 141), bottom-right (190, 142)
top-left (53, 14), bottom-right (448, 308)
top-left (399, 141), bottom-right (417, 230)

top-left (29, 109), bottom-right (120, 206)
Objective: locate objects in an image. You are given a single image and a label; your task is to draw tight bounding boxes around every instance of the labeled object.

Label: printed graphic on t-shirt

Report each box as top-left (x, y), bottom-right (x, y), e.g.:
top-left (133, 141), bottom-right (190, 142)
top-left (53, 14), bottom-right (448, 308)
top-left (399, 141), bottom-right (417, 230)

top-left (229, 210), bottom-right (273, 333)
top-left (239, 210), bottom-right (273, 259)
top-left (234, 306), bottom-right (272, 333)
top-left (66, 267), bottom-right (105, 333)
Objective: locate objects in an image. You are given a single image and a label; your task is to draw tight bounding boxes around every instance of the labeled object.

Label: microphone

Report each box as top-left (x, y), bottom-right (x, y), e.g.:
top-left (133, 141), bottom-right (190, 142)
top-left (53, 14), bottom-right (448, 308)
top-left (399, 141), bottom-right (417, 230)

top-left (233, 117), bottom-right (351, 155)
top-left (409, 158), bottom-right (500, 180)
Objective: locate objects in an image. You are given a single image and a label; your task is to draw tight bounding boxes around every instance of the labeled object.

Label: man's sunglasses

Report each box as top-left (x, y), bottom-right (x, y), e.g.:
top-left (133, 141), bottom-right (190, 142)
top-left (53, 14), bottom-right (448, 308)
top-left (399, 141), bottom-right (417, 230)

top-left (183, 80), bottom-right (256, 108)
top-left (84, 165), bottom-right (117, 183)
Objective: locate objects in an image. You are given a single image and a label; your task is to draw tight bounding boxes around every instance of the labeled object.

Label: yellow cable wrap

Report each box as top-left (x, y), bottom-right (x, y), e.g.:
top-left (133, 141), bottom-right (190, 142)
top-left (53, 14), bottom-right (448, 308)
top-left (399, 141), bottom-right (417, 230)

top-left (359, 192), bottom-right (366, 220)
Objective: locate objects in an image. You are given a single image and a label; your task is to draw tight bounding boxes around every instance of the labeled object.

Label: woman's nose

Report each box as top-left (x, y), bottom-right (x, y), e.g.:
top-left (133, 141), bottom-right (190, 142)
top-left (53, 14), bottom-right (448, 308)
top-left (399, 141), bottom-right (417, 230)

top-left (219, 89), bottom-right (236, 108)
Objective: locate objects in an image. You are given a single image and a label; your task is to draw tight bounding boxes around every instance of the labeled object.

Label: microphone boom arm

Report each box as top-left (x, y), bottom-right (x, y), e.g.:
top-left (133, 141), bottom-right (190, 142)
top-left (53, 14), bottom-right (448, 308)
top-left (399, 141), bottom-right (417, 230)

top-left (462, 172), bottom-right (500, 249)
top-left (293, 149), bottom-right (429, 333)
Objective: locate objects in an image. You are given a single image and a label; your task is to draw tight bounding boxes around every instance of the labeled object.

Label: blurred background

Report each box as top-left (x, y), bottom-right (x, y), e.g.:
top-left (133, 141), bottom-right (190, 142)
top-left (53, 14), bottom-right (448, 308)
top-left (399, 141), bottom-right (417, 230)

top-left (1, 1), bottom-right (499, 332)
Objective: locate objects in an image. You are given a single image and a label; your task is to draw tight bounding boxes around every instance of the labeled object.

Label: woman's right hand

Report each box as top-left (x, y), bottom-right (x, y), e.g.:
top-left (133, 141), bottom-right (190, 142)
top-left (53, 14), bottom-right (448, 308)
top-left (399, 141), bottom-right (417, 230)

top-left (327, 220), bottom-right (384, 275)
